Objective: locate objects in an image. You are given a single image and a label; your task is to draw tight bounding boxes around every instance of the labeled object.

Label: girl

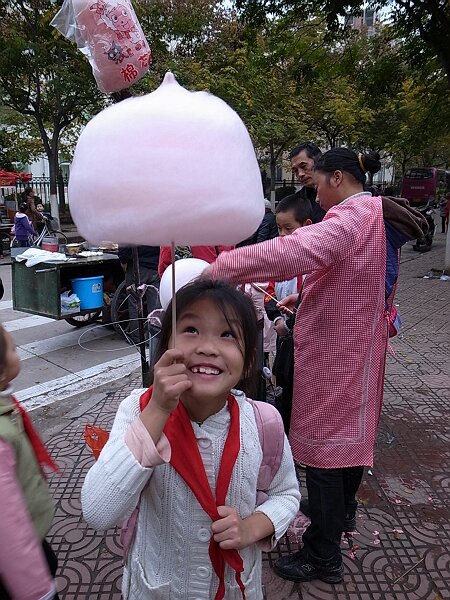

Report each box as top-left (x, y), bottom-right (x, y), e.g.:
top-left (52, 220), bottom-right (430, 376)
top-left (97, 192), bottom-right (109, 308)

top-left (0, 325), bottom-right (59, 600)
top-left (81, 279), bottom-right (300, 599)
top-left (14, 203), bottom-right (37, 247)
top-left (205, 148), bottom-right (428, 584)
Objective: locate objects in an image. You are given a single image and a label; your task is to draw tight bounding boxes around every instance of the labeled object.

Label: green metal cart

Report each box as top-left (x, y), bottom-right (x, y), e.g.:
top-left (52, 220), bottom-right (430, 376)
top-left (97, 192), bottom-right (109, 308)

top-left (12, 253), bottom-right (123, 326)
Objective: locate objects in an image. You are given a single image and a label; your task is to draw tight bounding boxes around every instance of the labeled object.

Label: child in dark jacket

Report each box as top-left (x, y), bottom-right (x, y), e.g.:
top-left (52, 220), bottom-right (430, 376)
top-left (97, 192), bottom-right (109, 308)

top-left (14, 203), bottom-right (37, 246)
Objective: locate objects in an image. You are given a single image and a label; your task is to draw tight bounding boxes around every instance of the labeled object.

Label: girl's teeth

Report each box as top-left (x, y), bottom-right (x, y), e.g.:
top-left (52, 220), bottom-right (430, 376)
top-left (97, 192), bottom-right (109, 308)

top-left (192, 367), bottom-right (220, 375)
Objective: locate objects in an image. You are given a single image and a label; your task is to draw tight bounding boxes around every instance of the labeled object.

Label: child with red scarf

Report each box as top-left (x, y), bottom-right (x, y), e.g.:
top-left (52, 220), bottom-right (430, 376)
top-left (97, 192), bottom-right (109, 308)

top-left (0, 325), bottom-right (59, 600)
top-left (82, 279), bottom-right (300, 599)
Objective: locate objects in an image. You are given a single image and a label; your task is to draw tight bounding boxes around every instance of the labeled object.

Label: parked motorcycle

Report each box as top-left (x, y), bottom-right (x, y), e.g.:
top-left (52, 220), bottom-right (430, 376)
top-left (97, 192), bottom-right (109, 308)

top-left (413, 202), bottom-right (435, 252)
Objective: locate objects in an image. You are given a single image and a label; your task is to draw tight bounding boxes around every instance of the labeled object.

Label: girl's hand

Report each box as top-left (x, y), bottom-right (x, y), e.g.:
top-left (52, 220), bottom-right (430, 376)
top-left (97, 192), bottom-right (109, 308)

top-left (140, 349), bottom-right (192, 445)
top-left (211, 506), bottom-right (250, 550)
top-left (211, 506), bottom-right (274, 550)
top-left (277, 293), bottom-right (298, 315)
top-left (150, 348), bottom-right (192, 415)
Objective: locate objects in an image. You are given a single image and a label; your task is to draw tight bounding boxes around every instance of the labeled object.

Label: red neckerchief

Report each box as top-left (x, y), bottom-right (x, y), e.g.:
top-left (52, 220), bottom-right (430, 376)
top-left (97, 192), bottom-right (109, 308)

top-left (11, 396), bottom-right (59, 474)
top-left (140, 387), bottom-right (246, 600)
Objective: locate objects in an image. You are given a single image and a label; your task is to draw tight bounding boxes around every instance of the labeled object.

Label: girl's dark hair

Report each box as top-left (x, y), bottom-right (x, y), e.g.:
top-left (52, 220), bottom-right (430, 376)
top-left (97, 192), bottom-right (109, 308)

top-left (154, 279), bottom-right (259, 389)
top-left (19, 202), bottom-right (28, 212)
top-left (315, 148), bottom-right (381, 185)
top-left (276, 193), bottom-right (313, 224)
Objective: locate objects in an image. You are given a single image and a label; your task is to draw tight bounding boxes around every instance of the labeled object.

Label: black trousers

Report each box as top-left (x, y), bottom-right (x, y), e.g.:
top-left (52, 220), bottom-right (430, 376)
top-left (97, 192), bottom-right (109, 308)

top-left (302, 466), bottom-right (364, 563)
top-left (0, 540), bottom-right (59, 600)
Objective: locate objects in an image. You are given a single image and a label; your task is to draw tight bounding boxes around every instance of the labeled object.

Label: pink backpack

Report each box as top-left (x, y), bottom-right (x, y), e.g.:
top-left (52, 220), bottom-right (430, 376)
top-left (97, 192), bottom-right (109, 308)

top-left (119, 397), bottom-right (285, 558)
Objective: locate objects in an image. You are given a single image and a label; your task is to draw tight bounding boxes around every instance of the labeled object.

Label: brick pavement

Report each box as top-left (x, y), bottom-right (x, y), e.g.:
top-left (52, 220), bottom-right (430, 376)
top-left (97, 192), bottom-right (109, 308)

top-left (39, 232), bottom-right (450, 600)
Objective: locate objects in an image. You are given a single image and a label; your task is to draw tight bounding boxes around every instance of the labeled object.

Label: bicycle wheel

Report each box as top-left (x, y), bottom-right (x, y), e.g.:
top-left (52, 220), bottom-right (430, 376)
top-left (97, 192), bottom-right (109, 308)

top-left (65, 311), bottom-right (102, 327)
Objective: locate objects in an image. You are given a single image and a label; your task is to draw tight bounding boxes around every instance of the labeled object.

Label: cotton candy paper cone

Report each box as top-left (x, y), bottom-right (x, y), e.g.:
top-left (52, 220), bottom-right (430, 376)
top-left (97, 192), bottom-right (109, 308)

top-left (69, 72), bottom-right (264, 246)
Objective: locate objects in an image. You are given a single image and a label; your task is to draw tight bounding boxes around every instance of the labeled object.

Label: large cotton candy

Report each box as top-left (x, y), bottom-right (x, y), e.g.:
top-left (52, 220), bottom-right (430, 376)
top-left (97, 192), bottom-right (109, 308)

top-left (68, 72), bottom-right (264, 245)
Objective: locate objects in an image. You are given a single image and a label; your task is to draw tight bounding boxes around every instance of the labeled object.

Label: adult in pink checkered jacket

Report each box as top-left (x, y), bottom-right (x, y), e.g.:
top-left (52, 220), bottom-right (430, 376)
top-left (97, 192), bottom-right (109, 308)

top-left (205, 147), bottom-right (428, 584)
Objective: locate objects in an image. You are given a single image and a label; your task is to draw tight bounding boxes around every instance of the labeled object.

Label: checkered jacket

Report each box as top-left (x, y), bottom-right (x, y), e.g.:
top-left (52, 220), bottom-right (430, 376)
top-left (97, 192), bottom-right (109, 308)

top-left (208, 194), bottom-right (389, 468)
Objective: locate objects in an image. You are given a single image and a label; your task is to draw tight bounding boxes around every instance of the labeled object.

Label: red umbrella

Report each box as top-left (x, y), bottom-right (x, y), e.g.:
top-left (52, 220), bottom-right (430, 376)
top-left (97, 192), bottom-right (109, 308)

top-left (0, 170), bottom-right (33, 186)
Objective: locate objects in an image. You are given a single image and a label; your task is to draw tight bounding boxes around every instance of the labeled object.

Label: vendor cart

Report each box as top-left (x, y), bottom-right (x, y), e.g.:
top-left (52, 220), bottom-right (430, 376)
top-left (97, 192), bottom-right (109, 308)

top-left (12, 250), bottom-right (157, 386)
top-left (12, 253), bottom-right (124, 326)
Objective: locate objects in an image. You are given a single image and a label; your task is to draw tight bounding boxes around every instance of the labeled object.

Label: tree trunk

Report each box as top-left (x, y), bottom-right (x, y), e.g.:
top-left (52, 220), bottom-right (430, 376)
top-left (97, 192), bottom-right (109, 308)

top-left (48, 152), bottom-right (60, 224)
top-left (48, 133), bottom-right (61, 223)
top-left (269, 141), bottom-right (276, 210)
top-left (57, 168), bottom-right (66, 209)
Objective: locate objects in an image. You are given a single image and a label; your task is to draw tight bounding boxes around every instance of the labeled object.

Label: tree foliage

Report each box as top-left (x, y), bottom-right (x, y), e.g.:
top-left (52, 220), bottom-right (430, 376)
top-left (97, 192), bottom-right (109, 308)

top-left (237, 0), bottom-right (450, 88)
top-left (1, 0), bottom-right (448, 199)
top-left (0, 0), bottom-right (104, 214)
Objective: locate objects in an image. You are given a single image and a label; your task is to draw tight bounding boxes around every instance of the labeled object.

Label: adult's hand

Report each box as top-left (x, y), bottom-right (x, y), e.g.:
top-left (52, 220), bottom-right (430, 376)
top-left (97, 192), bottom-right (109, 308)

top-left (277, 293), bottom-right (298, 315)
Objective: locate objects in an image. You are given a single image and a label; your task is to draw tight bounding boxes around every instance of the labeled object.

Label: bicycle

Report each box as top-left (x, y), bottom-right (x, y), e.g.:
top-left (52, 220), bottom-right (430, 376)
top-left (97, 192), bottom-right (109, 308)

top-left (10, 220), bottom-right (68, 249)
top-left (34, 220), bottom-right (68, 247)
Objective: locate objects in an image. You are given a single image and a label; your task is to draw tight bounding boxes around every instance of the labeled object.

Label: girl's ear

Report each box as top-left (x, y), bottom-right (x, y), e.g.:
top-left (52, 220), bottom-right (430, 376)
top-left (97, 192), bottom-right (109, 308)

top-left (332, 170), bottom-right (343, 187)
top-left (303, 218), bottom-right (313, 227)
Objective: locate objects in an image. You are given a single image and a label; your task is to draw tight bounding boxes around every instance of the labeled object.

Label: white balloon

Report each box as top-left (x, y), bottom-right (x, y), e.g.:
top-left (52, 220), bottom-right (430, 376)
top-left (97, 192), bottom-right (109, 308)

top-left (69, 72), bottom-right (264, 246)
top-left (159, 258), bottom-right (210, 309)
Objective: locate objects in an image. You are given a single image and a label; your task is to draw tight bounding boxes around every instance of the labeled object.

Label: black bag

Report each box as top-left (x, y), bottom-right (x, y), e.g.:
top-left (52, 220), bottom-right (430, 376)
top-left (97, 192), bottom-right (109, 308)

top-left (272, 333), bottom-right (294, 388)
top-left (271, 290), bottom-right (301, 388)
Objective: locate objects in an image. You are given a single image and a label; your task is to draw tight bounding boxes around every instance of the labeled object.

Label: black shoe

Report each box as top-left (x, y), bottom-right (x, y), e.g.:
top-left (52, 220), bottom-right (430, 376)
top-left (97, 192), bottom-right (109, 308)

top-left (300, 498), bottom-right (357, 532)
top-left (273, 550), bottom-right (344, 584)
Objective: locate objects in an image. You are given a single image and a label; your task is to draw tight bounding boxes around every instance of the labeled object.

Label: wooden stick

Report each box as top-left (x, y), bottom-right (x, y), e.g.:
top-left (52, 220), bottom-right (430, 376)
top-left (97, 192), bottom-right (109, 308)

top-left (170, 241), bottom-right (177, 348)
top-left (391, 555), bottom-right (425, 585)
top-left (250, 283), bottom-right (294, 314)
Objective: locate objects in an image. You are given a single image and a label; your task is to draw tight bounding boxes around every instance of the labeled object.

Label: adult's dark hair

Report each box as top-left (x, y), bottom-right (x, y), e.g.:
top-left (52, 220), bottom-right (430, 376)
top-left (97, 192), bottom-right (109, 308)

top-left (289, 142), bottom-right (322, 161)
top-left (315, 148), bottom-right (381, 185)
top-left (21, 187), bottom-right (33, 201)
top-left (154, 279), bottom-right (259, 384)
top-left (276, 193), bottom-right (313, 224)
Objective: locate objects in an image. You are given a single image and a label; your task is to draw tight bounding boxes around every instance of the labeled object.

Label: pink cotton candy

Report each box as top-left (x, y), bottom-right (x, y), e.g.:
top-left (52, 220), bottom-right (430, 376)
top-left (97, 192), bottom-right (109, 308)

top-left (69, 72), bottom-right (265, 245)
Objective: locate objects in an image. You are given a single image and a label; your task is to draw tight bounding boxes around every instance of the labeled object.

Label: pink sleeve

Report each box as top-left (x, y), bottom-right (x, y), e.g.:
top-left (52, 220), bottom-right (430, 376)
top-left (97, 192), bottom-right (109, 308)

top-left (207, 205), bottom-right (363, 284)
top-left (125, 417), bottom-right (171, 467)
top-left (0, 440), bottom-right (54, 600)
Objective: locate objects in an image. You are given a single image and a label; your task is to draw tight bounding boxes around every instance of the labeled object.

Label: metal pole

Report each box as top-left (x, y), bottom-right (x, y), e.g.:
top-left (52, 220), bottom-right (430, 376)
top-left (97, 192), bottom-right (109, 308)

top-left (131, 247), bottom-right (150, 387)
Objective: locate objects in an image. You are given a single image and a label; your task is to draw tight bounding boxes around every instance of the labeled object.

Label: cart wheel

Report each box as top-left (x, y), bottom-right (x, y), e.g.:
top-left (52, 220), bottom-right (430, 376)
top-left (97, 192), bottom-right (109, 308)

top-left (111, 280), bottom-right (159, 343)
top-left (65, 311), bottom-right (102, 327)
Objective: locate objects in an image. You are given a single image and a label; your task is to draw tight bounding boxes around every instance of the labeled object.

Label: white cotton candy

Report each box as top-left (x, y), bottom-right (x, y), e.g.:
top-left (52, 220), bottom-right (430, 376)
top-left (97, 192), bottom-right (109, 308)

top-left (69, 72), bottom-right (265, 245)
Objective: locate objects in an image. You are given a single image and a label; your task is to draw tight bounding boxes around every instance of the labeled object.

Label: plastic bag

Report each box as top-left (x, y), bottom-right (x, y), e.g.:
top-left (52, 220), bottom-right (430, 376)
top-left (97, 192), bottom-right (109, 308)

top-left (51, 0), bottom-right (151, 93)
top-left (60, 290), bottom-right (81, 313)
top-left (84, 424), bottom-right (110, 459)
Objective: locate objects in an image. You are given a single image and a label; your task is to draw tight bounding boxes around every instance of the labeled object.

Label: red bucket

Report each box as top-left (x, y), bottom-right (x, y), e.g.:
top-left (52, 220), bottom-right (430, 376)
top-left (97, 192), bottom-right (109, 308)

top-left (41, 236), bottom-right (59, 252)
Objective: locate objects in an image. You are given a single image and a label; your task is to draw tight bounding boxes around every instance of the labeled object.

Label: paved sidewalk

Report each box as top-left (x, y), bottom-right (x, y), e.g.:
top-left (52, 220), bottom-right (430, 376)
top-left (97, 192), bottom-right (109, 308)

top-left (37, 233), bottom-right (450, 600)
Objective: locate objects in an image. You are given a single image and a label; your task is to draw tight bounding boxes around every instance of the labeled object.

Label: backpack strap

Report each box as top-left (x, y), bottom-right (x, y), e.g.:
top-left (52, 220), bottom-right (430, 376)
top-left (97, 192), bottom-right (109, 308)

top-left (249, 399), bottom-right (285, 505)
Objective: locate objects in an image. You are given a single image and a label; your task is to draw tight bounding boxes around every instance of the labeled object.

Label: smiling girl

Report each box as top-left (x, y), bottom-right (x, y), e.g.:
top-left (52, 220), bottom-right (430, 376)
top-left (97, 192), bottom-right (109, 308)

top-left (81, 279), bottom-right (300, 599)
